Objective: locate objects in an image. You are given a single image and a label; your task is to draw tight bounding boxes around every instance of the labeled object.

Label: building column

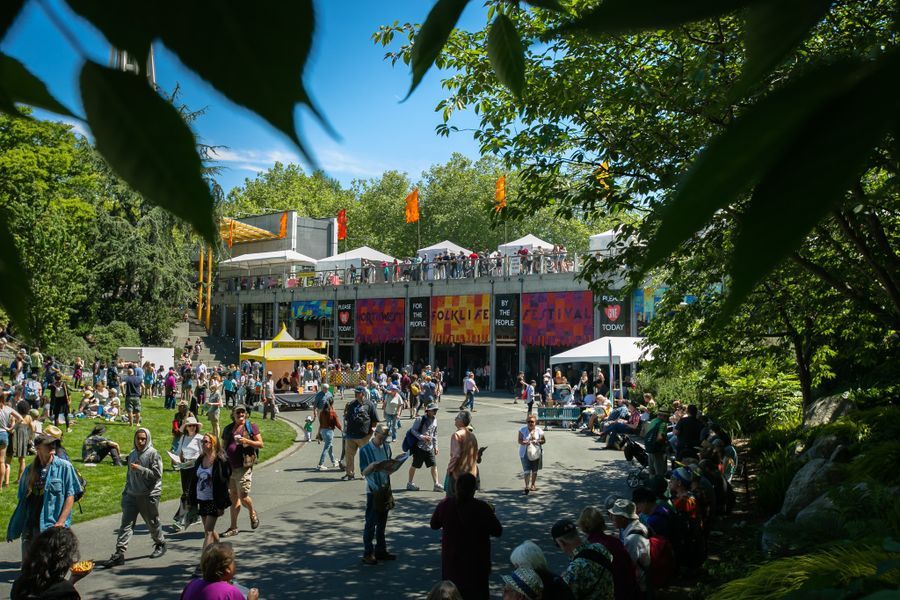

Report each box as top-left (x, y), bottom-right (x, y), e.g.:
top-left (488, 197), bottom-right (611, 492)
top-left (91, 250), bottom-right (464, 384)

top-left (235, 296), bottom-right (242, 343)
top-left (428, 282), bottom-right (435, 369)
top-left (489, 280), bottom-right (496, 392)
top-left (517, 277), bottom-right (526, 376)
top-left (403, 284), bottom-right (411, 367)
top-left (219, 300), bottom-right (226, 337)
top-left (273, 296), bottom-right (279, 334)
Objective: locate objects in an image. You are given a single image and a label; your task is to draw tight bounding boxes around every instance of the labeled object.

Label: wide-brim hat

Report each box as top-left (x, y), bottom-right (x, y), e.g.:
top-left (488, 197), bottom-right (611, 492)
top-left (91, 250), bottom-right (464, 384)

top-left (44, 425), bottom-right (63, 440)
top-left (373, 423), bottom-right (390, 437)
top-left (180, 416), bottom-right (202, 433)
top-left (609, 498), bottom-right (639, 520)
top-left (34, 433), bottom-right (61, 448)
top-left (501, 567), bottom-right (543, 600)
top-left (82, 391), bottom-right (94, 399)
top-left (425, 403), bottom-right (439, 412)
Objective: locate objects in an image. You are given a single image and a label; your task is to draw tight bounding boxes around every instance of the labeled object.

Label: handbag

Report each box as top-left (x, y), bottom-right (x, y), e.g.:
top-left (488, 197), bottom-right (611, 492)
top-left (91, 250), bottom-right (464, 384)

top-left (526, 441), bottom-right (542, 461)
top-left (372, 484), bottom-right (395, 512)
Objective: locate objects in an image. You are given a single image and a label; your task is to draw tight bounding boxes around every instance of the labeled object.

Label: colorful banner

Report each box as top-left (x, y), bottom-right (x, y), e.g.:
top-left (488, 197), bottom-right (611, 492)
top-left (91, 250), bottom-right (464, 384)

top-left (494, 294), bottom-right (519, 341)
top-left (598, 293), bottom-right (630, 336)
top-left (521, 291), bottom-right (593, 347)
top-left (356, 298), bottom-right (405, 343)
top-left (337, 299), bottom-right (355, 340)
top-left (409, 297), bottom-right (430, 340)
top-left (291, 300), bottom-right (332, 320)
top-left (431, 295), bottom-right (491, 344)
top-left (633, 286), bottom-right (668, 335)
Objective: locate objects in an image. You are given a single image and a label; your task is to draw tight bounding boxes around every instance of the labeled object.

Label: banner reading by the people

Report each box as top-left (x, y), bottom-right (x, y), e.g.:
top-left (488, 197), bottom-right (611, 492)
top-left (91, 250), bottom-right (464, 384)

top-left (291, 300), bottom-right (333, 320)
top-left (431, 294), bottom-right (491, 344)
top-left (598, 293), bottom-right (630, 336)
top-left (493, 294), bottom-right (519, 341)
top-left (356, 298), bottom-right (405, 343)
top-left (521, 291), bottom-right (593, 347)
top-left (336, 299), bottom-right (355, 340)
top-left (409, 297), bottom-right (430, 340)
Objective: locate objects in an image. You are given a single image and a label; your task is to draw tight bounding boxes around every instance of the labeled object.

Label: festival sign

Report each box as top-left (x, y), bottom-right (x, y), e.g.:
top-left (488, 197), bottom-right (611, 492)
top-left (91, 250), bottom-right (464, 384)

top-left (521, 291), bottom-right (593, 347)
top-left (356, 298), bottom-right (405, 343)
top-left (337, 300), bottom-right (355, 340)
top-left (431, 294), bottom-right (491, 344)
top-left (291, 300), bottom-right (333, 320)
top-left (598, 293), bottom-right (630, 336)
top-left (494, 294), bottom-right (519, 341)
top-left (409, 297), bottom-right (430, 340)
top-left (633, 286), bottom-right (668, 335)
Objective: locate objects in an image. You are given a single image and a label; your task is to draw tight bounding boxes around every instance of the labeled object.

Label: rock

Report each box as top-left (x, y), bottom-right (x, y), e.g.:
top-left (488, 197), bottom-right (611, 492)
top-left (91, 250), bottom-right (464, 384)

top-left (803, 394), bottom-right (853, 428)
top-left (794, 491), bottom-right (838, 528)
top-left (780, 458), bottom-right (834, 519)
top-left (761, 513), bottom-right (790, 555)
top-left (829, 444), bottom-right (852, 463)
top-left (803, 434), bottom-right (841, 460)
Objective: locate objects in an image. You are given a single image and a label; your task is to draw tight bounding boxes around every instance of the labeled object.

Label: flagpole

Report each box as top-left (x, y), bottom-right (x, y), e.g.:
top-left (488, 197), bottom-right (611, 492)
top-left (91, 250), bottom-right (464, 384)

top-left (417, 218), bottom-right (421, 250)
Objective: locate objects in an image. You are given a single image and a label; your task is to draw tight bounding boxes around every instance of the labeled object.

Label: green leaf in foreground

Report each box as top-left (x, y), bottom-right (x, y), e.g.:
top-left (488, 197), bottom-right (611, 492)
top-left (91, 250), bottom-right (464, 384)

top-left (65, 0), bottom-right (155, 75)
top-left (725, 53), bottom-right (900, 313)
top-left (407, 0), bottom-right (469, 99)
top-left (0, 217), bottom-right (33, 341)
top-left (79, 62), bottom-right (216, 245)
top-left (0, 53), bottom-right (77, 118)
top-left (0, 0), bottom-right (25, 43)
top-left (487, 14), bottom-right (526, 98)
top-left (557, 0), bottom-right (753, 35)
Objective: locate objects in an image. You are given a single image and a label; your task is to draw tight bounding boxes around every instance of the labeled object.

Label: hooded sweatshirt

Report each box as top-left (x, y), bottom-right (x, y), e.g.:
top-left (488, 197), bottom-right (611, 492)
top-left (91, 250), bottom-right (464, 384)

top-left (124, 427), bottom-right (163, 497)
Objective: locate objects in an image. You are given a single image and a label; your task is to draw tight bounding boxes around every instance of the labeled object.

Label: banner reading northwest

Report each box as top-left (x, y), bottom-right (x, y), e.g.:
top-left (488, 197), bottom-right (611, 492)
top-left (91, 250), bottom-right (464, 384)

top-left (521, 291), bottom-right (593, 347)
top-left (356, 298), bottom-right (405, 343)
top-left (431, 295), bottom-right (491, 344)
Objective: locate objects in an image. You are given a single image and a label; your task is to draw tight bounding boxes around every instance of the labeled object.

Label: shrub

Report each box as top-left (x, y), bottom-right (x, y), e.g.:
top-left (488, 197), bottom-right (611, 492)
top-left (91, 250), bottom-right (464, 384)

top-left (755, 446), bottom-right (802, 515)
top-left (89, 320), bottom-right (141, 362)
top-left (750, 425), bottom-right (802, 457)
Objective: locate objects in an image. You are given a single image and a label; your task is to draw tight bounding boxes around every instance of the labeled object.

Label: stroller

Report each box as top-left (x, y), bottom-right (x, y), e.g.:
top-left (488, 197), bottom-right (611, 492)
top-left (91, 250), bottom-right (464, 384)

top-left (622, 436), bottom-right (651, 489)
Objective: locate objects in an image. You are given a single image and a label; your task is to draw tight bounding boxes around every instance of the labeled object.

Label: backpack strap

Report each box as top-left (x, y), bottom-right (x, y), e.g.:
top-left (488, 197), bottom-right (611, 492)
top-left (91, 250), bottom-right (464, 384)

top-left (575, 548), bottom-right (613, 573)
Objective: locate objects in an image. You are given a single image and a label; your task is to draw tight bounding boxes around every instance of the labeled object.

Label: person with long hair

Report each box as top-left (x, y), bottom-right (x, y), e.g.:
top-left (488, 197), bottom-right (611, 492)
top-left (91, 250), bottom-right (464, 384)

top-left (172, 417), bottom-right (204, 532)
top-left (0, 401), bottom-right (24, 490)
top-left (430, 473), bottom-right (502, 600)
top-left (11, 526), bottom-right (87, 599)
top-left (6, 434), bottom-right (79, 560)
top-left (189, 433), bottom-right (233, 577)
top-left (316, 396), bottom-right (342, 470)
top-left (181, 542), bottom-right (259, 600)
top-left (445, 410), bottom-right (478, 497)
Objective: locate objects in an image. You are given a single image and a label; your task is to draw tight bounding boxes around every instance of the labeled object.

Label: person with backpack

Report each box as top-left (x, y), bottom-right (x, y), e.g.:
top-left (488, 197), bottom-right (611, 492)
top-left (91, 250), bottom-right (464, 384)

top-left (220, 405), bottom-right (263, 538)
top-left (609, 499), bottom-right (651, 595)
top-left (342, 386), bottom-right (379, 481)
top-left (577, 506), bottom-right (640, 600)
top-left (551, 518), bottom-right (615, 599)
top-left (22, 377), bottom-right (41, 409)
top-left (405, 403), bottom-right (443, 492)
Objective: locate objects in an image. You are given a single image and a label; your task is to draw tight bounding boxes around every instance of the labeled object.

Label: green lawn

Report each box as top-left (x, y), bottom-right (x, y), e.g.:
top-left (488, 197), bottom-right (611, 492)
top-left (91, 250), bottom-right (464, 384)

top-left (1, 392), bottom-right (296, 527)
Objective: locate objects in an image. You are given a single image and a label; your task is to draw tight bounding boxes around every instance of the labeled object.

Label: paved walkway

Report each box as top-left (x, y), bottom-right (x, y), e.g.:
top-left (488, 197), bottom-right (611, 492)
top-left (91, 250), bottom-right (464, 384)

top-left (0, 393), bottom-right (630, 599)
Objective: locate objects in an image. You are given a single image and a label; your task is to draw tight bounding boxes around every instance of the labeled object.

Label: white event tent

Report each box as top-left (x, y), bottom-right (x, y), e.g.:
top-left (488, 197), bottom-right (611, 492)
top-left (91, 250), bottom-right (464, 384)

top-left (550, 336), bottom-right (654, 395)
top-left (497, 233), bottom-right (554, 256)
top-left (314, 246), bottom-right (396, 273)
top-left (219, 249), bottom-right (318, 270)
top-left (417, 240), bottom-right (472, 262)
top-left (589, 229), bottom-right (617, 254)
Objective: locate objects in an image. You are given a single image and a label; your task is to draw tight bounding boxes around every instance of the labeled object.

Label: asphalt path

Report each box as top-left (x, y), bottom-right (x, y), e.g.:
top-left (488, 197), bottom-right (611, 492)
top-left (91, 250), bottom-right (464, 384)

top-left (0, 392), bottom-right (631, 599)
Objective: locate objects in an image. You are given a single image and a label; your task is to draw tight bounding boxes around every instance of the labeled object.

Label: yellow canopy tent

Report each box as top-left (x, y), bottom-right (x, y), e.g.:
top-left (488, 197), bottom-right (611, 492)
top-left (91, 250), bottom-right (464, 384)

top-left (239, 325), bottom-right (327, 378)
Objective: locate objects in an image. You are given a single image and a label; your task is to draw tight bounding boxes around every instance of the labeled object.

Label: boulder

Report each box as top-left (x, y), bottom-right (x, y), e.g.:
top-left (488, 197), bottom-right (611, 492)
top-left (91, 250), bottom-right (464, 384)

top-left (780, 458), bottom-right (835, 519)
top-left (829, 444), bottom-right (852, 463)
top-left (803, 394), bottom-right (853, 428)
top-left (761, 513), bottom-right (791, 555)
top-left (794, 491), bottom-right (839, 528)
top-left (802, 434), bottom-right (841, 460)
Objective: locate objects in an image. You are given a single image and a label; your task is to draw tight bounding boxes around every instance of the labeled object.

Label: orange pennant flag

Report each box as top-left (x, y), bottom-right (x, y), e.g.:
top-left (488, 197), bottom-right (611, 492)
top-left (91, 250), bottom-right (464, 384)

top-left (494, 175), bottom-right (507, 212)
top-left (337, 209), bottom-right (348, 240)
top-left (405, 188), bottom-right (420, 223)
top-left (278, 211), bottom-right (288, 238)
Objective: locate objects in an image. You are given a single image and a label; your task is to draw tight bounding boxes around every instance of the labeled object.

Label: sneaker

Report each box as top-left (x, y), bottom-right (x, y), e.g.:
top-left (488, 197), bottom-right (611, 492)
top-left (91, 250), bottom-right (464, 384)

top-left (101, 553), bottom-right (125, 568)
top-left (361, 554), bottom-right (378, 565)
top-left (332, 461), bottom-right (339, 468)
top-left (170, 522), bottom-right (185, 533)
top-left (433, 483), bottom-right (445, 492)
top-left (150, 544), bottom-right (167, 559)
top-left (406, 482), bottom-right (419, 491)
top-left (374, 550), bottom-right (397, 560)
top-left (317, 464), bottom-right (328, 471)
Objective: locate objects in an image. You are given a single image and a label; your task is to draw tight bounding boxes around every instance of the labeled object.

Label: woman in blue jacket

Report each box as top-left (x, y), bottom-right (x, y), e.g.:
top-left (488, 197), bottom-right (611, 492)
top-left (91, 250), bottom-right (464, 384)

top-left (6, 433), bottom-right (79, 561)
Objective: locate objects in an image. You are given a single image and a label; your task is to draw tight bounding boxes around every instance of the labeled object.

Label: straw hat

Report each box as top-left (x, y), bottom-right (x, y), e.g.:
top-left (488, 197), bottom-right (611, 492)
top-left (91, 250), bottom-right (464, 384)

top-left (180, 416), bottom-right (203, 433)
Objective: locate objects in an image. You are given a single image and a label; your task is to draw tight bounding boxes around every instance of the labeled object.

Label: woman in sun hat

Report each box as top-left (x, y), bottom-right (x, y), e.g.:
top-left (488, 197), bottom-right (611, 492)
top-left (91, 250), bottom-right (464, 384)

top-left (501, 566), bottom-right (544, 600)
top-left (172, 416), bottom-right (204, 533)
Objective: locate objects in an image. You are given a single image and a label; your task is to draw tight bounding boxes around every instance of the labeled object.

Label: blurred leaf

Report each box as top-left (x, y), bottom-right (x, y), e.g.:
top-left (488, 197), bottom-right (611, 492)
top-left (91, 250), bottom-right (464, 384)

top-left (638, 61), bottom-right (868, 282)
top-left (737, 0), bottom-right (833, 96)
top-left (860, 592), bottom-right (900, 600)
top-left (884, 538), bottom-right (900, 553)
top-left (523, 0), bottom-right (567, 11)
top-left (407, 0), bottom-right (469, 99)
top-left (0, 53), bottom-right (77, 118)
top-left (725, 53), bottom-right (900, 313)
top-left (557, 0), bottom-right (754, 35)
top-left (79, 62), bottom-right (216, 244)
top-left (0, 217), bottom-right (33, 341)
top-left (65, 0), bottom-right (155, 74)
top-left (0, 0), bottom-right (25, 42)
top-left (487, 14), bottom-right (526, 98)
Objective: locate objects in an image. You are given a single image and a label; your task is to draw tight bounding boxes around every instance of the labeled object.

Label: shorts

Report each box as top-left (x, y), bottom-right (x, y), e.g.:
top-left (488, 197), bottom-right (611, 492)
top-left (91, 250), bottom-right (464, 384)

top-left (520, 455), bottom-right (543, 473)
top-left (0, 430), bottom-right (8, 449)
top-left (229, 465), bottom-right (252, 497)
top-left (412, 446), bottom-right (436, 469)
top-left (198, 499), bottom-right (224, 517)
top-left (125, 396), bottom-right (141, 413)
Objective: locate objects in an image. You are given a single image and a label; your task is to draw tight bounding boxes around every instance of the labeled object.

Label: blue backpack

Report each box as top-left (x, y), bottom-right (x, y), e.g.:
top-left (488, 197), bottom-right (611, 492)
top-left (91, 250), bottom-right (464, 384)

top-left (402, 417), bottom-right (426, 452)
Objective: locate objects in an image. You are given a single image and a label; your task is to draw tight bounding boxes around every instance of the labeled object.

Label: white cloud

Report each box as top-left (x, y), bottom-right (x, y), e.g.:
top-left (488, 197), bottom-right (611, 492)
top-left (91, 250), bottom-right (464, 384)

top-left (212, 145), bottom-right (389, 179)
top-left (57, 118), bottom-right (91, 140)
top-left (211, 148), bottom-right (301, 173)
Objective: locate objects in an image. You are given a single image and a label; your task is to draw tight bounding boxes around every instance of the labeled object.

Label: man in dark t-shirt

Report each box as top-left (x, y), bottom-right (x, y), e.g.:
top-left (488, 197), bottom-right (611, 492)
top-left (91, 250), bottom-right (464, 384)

top-left (674, 404), bottom-right (703, 460)
top-left (123, 367), bottom-right (144, 427)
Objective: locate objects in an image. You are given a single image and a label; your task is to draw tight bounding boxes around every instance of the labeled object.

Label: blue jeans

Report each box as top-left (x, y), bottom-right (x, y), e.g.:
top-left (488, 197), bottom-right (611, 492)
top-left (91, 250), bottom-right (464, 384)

top-left (604, 422), bottom-right (636, 436)
top-left (464, 391), bottom-right (475, 410)
top-left (363, 492), bottom-right (388, 556)
top-left (386, 414), bottom-right (399, 441)
top-left (319, 428), bottom-right (335, 466)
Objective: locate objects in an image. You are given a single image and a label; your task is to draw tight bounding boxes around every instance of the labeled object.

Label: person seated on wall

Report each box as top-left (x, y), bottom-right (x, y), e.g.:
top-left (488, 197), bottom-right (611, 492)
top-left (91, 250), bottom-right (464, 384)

top-left (578, 392), bottom-right (612, 432)
top-left (599, 400), bottom-right (641, 441)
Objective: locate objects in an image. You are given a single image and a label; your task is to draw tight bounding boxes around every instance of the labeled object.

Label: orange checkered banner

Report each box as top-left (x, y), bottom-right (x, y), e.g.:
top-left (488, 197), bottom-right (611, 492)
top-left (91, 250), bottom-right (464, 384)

top-left (521, 291), bottom-right (594, 347)
top-left (431, 295), bottom-right (491, 344)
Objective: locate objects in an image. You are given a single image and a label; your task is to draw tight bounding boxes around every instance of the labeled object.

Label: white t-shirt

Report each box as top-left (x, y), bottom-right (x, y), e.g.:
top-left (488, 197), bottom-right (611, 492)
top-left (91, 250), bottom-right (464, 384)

top-left (385, 395), bottom-right (401, 416)
top-left (518, 425), bottom-right (544, 458)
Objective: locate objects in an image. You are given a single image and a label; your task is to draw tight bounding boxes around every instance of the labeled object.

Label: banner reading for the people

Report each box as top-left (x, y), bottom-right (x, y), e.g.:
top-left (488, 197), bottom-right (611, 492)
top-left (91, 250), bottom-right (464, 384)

top-left (521, 291), bottom-right (593, 347)
top-left (598, 293), bottom-right (630, 336)
top-left (431, 295), bottom-right (491, 344)
top-left (409, 297), bottom-right (430, 339)
top-left (291, 300), bottom-right (333, 320)
top-left (336, 299), bottom-right (355, 340)
top-left (356, 298), bottom-right (405, 343)
top-left (494, 294), bottom-right (519, 341)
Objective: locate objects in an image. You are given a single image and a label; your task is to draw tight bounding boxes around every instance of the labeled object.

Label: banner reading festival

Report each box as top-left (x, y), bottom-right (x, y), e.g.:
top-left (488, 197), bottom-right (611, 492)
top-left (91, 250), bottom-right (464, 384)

top-left (356, 298), bottom-right (405, 343)
top-left (431, 295), bottom-right (491, 344)
top-left (521, 291), bottom-right (593, 347)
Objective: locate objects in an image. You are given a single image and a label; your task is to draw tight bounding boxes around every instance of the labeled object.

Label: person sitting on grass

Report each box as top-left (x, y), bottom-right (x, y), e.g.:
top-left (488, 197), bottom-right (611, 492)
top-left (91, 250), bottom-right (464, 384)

top-left (81, 424), bottom-right (124, 466)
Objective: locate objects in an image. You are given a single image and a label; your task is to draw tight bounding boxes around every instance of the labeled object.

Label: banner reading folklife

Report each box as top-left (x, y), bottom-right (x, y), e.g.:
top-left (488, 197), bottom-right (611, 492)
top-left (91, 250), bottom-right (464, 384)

top-left (356, 298), bottom-right (405, 343)
top-left (521, 291), bottom-right (593, 347)
top-left (408, 297), bottom-right (430, 340)
top-left (431, 295), bottom-right (491, 344)
top-left (336, 299), bottom-right (355, 340)
top-left (291, 300), bottom-right (333, 320)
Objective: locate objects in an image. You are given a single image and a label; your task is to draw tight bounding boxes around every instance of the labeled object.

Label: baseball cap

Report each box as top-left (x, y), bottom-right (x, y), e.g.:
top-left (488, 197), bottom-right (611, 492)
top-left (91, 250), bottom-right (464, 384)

top-left (550, 518), bottom-right (578, 540)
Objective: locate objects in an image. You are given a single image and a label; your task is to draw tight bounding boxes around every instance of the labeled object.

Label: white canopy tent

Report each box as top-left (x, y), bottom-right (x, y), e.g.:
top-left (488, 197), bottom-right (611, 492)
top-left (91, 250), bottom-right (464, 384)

top-left (417, 240), bottom-right (472, 262)
top-left (314, 246), bottom-right (396, 273)
top-left (219, 249), bottom-right (318, 269)
top-left (589, 229), bottom-right (617, 254)
top-left (550, 336), bottom-right (654, 397)
top-left (497, 233), bottom-right (554, 256)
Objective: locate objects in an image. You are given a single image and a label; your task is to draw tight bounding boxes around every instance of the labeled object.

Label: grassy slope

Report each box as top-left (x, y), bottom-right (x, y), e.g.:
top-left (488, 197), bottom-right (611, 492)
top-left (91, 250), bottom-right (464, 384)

top-left (1, 392), bottom-right (296, 526)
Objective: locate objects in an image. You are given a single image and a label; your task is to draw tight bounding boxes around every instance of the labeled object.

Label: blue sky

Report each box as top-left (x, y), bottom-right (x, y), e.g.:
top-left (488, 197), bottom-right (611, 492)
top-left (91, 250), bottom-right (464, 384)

top-left (3, 0), bottom-right (489, 194)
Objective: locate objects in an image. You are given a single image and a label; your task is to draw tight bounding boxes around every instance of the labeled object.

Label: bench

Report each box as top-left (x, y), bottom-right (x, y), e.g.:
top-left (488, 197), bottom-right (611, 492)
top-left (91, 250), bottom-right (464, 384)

top-left (537, 406), bottom-right (582, 427)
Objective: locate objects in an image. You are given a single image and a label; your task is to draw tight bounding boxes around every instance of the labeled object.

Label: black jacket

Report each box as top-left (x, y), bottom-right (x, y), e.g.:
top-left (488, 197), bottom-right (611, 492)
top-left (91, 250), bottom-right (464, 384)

top-left (188, 456), bottom-right (232, 509)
